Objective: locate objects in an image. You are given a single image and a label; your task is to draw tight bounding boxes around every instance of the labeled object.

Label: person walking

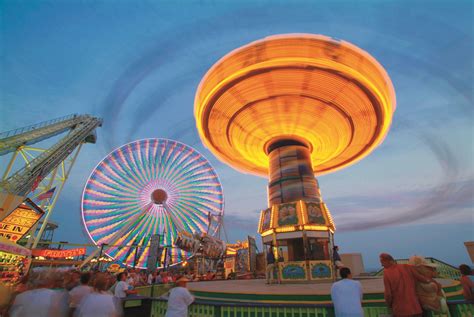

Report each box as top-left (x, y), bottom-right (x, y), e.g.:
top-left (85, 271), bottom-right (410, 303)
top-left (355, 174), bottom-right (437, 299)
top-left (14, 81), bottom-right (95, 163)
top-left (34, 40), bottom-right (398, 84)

top-left (75, 273), bottom-right (123, 317)
top-left (9, 271), bottom-right (65, 317)
top-left (266, 245), bottom-right (277, 284)
top-left (330, 267), bottom-right (363, 317)
top-left (380, 253), bottom-right (432, 317)
top-left (165, 276), bottom-right (194, 317)
top-left (69, 272), bottom-right (93, 313)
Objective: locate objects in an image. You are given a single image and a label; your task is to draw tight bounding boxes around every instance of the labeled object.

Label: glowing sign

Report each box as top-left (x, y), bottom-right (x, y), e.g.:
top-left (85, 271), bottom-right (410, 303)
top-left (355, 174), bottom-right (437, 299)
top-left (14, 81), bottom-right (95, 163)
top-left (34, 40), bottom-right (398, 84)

top-left (0, 199), bottom-right (44, 242)
top-left (32, 247), bottom-right (86, 258)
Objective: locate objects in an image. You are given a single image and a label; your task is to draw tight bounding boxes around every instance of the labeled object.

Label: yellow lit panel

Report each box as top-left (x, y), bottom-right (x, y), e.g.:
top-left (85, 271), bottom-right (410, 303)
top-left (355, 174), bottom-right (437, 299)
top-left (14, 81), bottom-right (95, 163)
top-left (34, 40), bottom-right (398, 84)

top-left (275, 226), bottom-right (298, 233)
top-left (195, 34), bottom-right (396, 176)
top-left (303, 225), bottom-right (330, 231)
top-left (261, 229), bottom-right (274, 237)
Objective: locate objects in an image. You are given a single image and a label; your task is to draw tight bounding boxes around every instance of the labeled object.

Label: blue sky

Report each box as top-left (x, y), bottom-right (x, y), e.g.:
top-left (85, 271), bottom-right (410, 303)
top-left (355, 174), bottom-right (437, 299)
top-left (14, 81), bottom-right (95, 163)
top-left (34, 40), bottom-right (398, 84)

top-left (1, 0), bottom-right (472, 269)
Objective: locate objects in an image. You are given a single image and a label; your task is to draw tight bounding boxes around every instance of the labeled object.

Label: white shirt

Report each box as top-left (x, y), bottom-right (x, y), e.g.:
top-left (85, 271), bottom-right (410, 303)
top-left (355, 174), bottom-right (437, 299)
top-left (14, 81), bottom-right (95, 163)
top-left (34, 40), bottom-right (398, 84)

top-left (147, 273), bottom-right (154, 284)
top-left (9, 288), bottom-right (60, 317)
top-left (75, 292), bottom-right (122, 317)
top-left (69, 284), bottom-right (93, 308)
top-left (114, 280), bottom-right (130, 298)
top-left (330, 279), bottom-right (363, 317)
top-left (165, 287), bottom-right (194, 317)
top-left (126, 276), bottom-right (135, 286)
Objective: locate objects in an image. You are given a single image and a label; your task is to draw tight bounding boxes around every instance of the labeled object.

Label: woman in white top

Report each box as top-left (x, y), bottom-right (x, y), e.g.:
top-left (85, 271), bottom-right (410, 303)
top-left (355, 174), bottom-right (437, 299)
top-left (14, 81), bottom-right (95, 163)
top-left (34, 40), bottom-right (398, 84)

top-left (114, 272), bottom-right (138, 298)
top-left (75, 273), bottom-right (123, 317)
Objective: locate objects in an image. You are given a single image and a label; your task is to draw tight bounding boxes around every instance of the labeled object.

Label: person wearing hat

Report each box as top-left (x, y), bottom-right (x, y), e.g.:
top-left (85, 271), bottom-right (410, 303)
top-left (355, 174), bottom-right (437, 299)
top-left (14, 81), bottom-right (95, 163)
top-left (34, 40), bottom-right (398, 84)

top-left (165, 276), bottom-right (194, 317)
top-left (409, 255), bottom-right (447, 313)
top-left (380, 253), bottom-right (432, 317)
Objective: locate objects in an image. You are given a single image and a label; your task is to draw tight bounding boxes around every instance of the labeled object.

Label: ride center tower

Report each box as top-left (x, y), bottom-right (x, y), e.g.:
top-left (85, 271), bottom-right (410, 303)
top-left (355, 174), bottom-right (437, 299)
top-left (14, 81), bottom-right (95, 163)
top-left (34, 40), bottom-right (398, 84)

top-left (194, 34), bottom-right (396, 282)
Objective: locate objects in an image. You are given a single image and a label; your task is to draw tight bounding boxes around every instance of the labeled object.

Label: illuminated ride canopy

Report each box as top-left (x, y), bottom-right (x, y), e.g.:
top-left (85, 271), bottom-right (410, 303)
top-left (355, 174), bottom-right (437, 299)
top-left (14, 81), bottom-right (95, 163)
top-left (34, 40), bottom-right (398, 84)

top-left (195, 34), bottom-right (395, 282)
top-left (195, 34), bottom-right (396, 179)
top-left (195, 33), bottom-right (396, 223)
top-left (81, 139), bottom-right (224, 269)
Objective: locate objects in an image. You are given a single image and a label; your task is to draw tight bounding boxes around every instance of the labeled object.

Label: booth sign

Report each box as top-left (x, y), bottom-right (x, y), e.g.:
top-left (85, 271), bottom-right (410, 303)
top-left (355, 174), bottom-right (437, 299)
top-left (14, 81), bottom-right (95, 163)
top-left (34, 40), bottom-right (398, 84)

top-left (0, 199), bottom-right (44, 242)
top-left (32, 248), bottom-right (86, 258)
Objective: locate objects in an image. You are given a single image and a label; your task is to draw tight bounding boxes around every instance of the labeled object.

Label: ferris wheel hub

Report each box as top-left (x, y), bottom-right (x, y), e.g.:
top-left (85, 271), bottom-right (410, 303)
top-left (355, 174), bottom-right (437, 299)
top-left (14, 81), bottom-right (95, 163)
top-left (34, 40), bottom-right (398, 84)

top-left (151, 189), bottom-right (168, 204)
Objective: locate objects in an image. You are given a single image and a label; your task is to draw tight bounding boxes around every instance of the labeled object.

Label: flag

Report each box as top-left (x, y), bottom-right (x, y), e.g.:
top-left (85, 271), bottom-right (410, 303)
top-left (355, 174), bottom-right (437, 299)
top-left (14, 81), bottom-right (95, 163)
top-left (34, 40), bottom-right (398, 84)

top-left (37, 187), bottom-right (56, 201)
top-left (31, 175), bottom-right (43, 191)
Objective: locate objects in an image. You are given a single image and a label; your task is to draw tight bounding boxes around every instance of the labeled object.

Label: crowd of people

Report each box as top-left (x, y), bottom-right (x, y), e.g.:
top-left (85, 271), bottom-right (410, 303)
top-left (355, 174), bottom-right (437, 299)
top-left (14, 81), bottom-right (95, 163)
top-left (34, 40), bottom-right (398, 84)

top-left (265, 244), bottom-right (473, 316)
top-left (0, 267), bottom-right (199, 317)
top-left (330, 253), bottom-right (473, 317)
top-left (0, 251), bottom-right (472, 317)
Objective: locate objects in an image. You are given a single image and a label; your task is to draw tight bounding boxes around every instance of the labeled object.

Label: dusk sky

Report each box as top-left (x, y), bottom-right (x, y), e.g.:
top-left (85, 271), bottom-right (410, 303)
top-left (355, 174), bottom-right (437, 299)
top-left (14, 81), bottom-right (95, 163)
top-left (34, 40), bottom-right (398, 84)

top-left (1, 0), bottom-right (472, 270)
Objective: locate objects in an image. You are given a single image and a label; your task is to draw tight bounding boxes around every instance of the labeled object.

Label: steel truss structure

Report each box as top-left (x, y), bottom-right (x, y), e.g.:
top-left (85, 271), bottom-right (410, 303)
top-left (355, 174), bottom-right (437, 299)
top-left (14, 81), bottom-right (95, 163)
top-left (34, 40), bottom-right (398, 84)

top-left (0, 114), bottom-right (102, 247)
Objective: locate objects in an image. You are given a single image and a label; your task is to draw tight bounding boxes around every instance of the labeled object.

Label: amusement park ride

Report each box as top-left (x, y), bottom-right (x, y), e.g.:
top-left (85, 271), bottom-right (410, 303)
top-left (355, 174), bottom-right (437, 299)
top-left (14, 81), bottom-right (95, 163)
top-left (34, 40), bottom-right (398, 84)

top-left (80, 138), bottom-right (226, 270)
top-left (0, 114), bottom-right (102, 248)
top-left (1, 34), bottom-right (396, 283)
top-left (195, 34), bottom-right (396, 282)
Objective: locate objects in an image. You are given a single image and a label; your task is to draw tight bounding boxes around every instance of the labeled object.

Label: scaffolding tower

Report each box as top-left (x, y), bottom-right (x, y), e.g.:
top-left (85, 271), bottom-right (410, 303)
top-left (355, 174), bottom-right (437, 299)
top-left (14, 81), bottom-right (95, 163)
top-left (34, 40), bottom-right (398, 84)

top-left (0, 114), bottom-right (102, 248)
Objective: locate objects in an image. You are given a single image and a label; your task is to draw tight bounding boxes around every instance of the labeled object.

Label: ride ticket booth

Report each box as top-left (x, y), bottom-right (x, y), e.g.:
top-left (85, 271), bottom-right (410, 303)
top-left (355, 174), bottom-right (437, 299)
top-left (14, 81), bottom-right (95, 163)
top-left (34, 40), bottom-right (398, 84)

top-left (258, 200), bottom-right (336, 283)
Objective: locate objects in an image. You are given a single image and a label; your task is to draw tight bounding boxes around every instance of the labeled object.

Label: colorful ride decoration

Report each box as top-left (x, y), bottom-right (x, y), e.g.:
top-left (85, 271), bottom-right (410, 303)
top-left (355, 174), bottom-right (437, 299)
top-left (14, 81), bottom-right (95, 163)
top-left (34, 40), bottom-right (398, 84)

top-left (223, 237), bottom-right (258, 278)
top-left (103, 261), bottom-right (127, 273)
top-left (195, 34), bottom-right (396, 282)
top-left (81, 139), bottom-right (224, 269)
top-left (175, 231), bottom-right (226, 259)
top-left (259, 200), bottom-right (335, 282)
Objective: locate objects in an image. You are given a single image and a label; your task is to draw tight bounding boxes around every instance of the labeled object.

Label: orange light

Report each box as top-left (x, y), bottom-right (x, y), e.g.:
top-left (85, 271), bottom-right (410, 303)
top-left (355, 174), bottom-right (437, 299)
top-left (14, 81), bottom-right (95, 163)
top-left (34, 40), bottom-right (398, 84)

top-left (258, 210), bottom-right (263, 232)
top-left (303, 225), bottom-right (330, 231)
top-left (270, 205), bottom-right (275, 228)
top-left (322, 203), bottom-right (336, 231)
top-left (261, 229), bottom-right (274, 237)
top-left (195, 34), bottom-right (396, 177)
top-left (275, 226), bottom-right (297, 233)
top-left (300, 200), bottom-right (307, 224)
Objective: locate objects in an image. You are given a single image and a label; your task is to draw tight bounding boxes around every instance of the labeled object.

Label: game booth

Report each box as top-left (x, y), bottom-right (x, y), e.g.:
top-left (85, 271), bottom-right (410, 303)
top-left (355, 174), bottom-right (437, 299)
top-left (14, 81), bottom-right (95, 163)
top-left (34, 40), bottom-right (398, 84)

top-left (0, 198), bottom-right (44, 285)
top-left (258, 200), bottom-right (336, 283)
top-left (224, 236), bottom-right (258, 279)
top-left (0, 237), bottom-right (31, 285)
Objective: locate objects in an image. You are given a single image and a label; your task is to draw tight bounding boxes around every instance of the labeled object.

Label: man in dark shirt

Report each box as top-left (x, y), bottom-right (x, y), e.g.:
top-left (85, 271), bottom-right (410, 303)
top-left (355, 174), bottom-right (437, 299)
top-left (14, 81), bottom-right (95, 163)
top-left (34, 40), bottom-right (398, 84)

top-left (266, 246), bottom-right (279, 284)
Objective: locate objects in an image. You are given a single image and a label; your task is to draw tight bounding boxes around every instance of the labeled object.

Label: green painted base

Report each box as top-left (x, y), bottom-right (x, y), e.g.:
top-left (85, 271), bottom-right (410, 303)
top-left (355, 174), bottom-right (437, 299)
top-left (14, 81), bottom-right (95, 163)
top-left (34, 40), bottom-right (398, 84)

top-left (184, 278), bottom-right (463, 304)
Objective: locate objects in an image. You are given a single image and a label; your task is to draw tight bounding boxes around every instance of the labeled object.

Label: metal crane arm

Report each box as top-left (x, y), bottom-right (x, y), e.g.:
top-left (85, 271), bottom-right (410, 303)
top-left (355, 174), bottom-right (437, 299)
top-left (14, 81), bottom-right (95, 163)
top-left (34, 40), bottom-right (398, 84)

top-left (0, 114), bottom-right (88, 156)
top-left (0, 115), bottom-right (102, 196)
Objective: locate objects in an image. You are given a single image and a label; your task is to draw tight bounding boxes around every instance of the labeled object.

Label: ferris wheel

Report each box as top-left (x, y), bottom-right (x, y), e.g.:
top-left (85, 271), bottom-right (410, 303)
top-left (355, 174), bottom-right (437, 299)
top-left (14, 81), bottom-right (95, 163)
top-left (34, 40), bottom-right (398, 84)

top-left (81, 139), bottom-right (224, 268)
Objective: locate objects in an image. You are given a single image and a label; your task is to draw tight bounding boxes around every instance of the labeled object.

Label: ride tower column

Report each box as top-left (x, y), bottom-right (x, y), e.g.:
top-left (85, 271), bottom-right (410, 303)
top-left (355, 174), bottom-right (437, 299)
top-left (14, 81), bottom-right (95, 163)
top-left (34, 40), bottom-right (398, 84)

top-left (266, 139), bottom-right (321, 206)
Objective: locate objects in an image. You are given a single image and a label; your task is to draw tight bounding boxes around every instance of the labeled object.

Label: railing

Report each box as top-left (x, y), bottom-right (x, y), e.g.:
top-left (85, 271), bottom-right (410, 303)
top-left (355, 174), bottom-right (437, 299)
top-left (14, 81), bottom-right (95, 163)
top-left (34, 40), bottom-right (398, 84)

top-left (147, 298), bottom-right (473, 317)
top-left (0, 114), bottom-right (78, 139)
top-left (375, 257), bottom-right (461, 280)
top-left (135, 284), bottom-right (172, 297)
top-left (124, 279), bottom-right (470, 317)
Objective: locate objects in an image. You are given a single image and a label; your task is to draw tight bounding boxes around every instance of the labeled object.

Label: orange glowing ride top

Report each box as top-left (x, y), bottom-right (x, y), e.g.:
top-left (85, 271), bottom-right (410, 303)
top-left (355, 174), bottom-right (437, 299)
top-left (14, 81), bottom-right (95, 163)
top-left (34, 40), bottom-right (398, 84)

top-left (195, 34), bottom-right (396, 176)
